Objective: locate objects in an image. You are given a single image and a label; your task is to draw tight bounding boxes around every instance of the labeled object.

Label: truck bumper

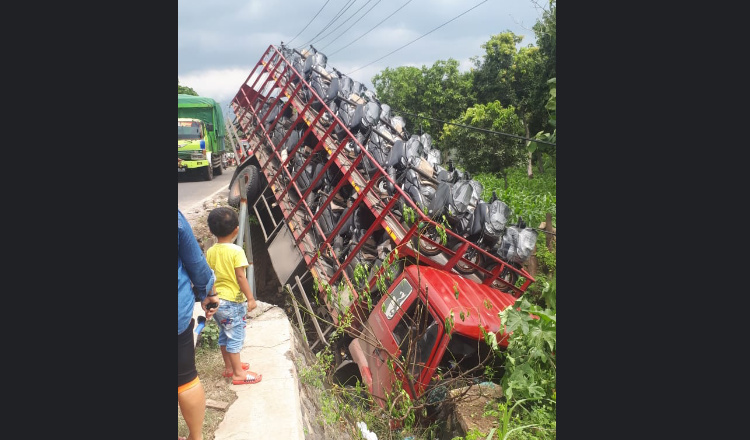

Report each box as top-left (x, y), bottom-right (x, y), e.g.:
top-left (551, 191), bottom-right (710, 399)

top-left (178, 160), bottom-right (210, 172)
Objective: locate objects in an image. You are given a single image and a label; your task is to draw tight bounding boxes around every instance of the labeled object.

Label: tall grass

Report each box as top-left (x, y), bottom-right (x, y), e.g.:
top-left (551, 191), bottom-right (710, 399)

top-left (474, 166), bottom-right (556, 229)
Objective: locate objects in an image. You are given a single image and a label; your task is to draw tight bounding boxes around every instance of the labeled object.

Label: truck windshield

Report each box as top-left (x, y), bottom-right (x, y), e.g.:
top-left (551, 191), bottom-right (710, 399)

top-left (178, 124), bottom-right (202, 141)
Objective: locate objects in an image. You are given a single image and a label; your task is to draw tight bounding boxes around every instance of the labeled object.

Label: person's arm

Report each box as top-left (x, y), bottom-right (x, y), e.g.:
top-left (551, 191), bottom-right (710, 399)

top-left (178, 210), bottom-right (216, 304)
top-left (235, 266), bottom-right (256, 312)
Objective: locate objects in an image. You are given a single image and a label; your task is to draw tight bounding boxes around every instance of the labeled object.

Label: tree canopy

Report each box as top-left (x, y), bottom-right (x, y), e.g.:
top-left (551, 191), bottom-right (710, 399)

top-left (440, 101), bottom-right (526, 179)
top-left (372, 59), bottom-right (473, 142)
top-left (178, 79), bottom-right (198, 96)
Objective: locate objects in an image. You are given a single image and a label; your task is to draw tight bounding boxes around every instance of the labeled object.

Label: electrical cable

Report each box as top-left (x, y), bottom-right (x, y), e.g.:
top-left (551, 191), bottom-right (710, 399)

top-left (315, 0), bottom-right (381, 49)
top-left (346, 0), bottom-right (488, 75)
top-left (392, 108), bottom-right (557, 146)
top-left (287, 0), bottom-right (333, 46)
top-left (298, 0), bottom-right (358, 50)
top-left (328, 0), bottom-right (415, 56)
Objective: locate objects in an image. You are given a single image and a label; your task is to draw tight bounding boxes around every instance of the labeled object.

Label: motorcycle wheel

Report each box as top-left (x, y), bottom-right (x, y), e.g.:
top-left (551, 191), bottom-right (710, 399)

top-left (412, 225), bottom-right (443, 256)
top-left (451, 241), bottom-right (483, 275)
top-left (483, 263), bottom-right (518, 293)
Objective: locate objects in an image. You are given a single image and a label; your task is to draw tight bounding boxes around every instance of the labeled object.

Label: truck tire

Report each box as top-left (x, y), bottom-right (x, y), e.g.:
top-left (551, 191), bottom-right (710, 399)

top-left (245, 165), bottom-right (261, 204)
top-left (228, 165), bottom-right (261, 208)
top-left (203, 163), bottom-right (214, 181)
top-left (214, 153), bottom-right (224, 176)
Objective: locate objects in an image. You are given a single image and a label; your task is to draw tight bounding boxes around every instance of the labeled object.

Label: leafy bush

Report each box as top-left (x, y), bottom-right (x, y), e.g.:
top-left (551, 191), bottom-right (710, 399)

top-left (199, 319), bottom-right (220, 349)
top-left (498, 295), bottom-right (556, 402)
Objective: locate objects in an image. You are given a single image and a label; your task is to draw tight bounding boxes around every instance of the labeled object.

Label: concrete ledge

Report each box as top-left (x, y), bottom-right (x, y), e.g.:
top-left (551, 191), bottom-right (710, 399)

top-left (211, 303), bottom-right (305, 440)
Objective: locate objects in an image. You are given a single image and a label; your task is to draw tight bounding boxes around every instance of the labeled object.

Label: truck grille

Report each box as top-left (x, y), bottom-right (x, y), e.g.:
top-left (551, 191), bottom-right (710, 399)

top-left (178, 150), bottom-right (201, 160)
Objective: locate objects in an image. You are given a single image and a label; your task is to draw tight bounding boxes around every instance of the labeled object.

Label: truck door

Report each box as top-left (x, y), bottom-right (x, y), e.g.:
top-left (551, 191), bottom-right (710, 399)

top-left (349, 277), bottom-right (443, 404)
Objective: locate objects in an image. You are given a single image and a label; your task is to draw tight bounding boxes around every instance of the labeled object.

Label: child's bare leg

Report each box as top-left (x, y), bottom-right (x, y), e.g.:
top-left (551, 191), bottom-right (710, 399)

top-left (220, 345), bottom-right (232, 375)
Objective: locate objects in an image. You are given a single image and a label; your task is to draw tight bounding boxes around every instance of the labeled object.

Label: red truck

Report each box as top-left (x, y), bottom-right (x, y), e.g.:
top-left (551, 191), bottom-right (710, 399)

top-left (226, 44), bottom-right (535, 416)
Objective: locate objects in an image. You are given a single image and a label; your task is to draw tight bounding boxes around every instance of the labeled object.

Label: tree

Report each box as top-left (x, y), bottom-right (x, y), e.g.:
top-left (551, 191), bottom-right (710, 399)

top-left (439, 101), bottom-right (526, 188)
top-left (178, 79), bottom-right (198, 96)
top-left (533, 1), bottom-right (556, 86)
top-left (527, 1), bottom-right (556, 173)
top-left (470, 32), bottom-right (523, 107)
top-left (528, 77), bottom-right (556, 171)
top-left (372, 59), bottom-right (474, 142)
top-left (471, 32), bottom-right (548, 178)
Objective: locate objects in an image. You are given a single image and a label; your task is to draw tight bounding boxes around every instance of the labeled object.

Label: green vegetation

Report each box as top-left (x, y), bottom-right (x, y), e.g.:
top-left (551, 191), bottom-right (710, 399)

top-left (474, 166), bottom-right (556, 230)
top-left (200, 318), bottom-right (220, 348)
top-left (178, 79), bottom-right (198, 96)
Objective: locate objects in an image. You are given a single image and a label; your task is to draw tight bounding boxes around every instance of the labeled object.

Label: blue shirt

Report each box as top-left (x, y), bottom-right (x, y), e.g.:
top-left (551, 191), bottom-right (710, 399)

top-left (178, 209), bottom-right (215, 334)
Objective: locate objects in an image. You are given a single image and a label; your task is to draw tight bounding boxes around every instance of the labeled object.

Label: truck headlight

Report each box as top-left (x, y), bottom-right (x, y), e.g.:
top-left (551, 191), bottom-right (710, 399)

top-left (190, 151), bottom-right (206, 160)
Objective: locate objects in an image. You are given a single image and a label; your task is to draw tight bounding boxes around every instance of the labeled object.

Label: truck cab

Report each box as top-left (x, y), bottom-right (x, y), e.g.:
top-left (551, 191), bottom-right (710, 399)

top-left (348, 265), bottom-right (516, 409)
top-left (178, 118), bottom-right (215, 180)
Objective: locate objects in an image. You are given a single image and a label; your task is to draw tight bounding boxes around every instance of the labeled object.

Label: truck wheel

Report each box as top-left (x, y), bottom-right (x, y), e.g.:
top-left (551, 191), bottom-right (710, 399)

top-left (245, 165), bottom-right (261, 204)
top-left (333, 359), bottom-right (364, 390)
top-left (214, 162), bottom-right (223, 176)
top-left (228, 165), bottom-right (261, 208)
top-left (203, 163), bottom-right (214, 181)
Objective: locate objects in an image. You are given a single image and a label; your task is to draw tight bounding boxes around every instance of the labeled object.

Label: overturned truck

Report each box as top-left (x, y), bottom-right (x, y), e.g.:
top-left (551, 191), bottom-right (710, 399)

top-left (227, 44), bottom-right (536, 419)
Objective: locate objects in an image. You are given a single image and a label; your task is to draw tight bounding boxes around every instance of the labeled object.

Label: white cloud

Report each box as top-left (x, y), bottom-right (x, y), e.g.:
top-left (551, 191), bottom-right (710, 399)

top-left (179, 68), bottom-right (252, 107)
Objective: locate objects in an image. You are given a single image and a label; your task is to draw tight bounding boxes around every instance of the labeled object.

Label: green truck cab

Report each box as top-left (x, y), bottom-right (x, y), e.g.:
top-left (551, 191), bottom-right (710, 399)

top-left (178, 94), bottom-right (226, 181)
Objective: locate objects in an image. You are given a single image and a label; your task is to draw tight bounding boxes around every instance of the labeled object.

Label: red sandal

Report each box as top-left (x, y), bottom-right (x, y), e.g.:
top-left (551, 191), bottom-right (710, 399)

top-left (232, 372), bottom-right (262, 385)
top-left (222, 362), bottom-right (250, 377)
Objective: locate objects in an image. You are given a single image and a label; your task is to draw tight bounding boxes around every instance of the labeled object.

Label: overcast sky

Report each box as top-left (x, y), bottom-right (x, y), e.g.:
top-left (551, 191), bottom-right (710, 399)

top-left (178, 0), bottom-right (546, 112)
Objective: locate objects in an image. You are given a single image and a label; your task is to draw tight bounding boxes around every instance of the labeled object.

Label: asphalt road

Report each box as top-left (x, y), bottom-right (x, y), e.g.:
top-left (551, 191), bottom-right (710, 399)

top-left (177, 165), bottom-right (237, 212)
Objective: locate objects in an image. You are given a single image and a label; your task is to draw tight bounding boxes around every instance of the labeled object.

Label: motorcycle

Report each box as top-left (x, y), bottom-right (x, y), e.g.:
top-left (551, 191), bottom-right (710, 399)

top-left (485, 218), bottom-right (537, 291)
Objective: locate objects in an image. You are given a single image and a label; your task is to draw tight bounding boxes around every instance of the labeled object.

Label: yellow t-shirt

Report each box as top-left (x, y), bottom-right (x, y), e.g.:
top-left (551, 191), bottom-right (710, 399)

top-left (205, 243), bottom-right (250, 303)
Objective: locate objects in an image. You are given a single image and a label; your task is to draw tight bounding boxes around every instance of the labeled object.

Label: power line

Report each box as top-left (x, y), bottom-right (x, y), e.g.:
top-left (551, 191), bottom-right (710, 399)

top-left (299, 0), bottom-right (358, 49)
top-left (315, 0), bottom-right (381, 49)
top-left (393, 108), bottom-right (557, 146)
top-left (287, 0), bottom-right (332, 46)
top-left (331, 0), bottom-right (412, 55)
top-left (328, 0), bottom-right (414, 56)
top-left (346, 0), bottom-right (488, 75)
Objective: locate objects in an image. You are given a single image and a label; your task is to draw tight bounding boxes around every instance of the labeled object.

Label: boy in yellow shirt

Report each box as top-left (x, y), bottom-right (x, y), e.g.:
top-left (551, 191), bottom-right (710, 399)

top-left (206, 207), bottom-right (262, 385)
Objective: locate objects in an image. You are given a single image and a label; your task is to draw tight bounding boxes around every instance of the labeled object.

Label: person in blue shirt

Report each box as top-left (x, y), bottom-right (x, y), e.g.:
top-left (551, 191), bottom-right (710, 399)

top-left (178, 209), bottom-right (220, 440)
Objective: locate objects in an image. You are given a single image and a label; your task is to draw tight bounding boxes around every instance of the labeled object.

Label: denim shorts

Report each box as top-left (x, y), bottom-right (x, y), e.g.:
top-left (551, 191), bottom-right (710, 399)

top-left (213, 300), bottom-right (247, 353)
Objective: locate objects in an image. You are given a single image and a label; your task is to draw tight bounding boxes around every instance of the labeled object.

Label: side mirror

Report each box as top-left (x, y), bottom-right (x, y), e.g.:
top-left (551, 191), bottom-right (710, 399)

top-left (206, 123), bottom-right (214, 132)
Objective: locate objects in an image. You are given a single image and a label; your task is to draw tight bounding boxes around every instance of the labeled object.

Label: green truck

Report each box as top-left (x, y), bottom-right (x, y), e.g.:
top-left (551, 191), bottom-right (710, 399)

top-left (178, 94), bottom-right (227, 180)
